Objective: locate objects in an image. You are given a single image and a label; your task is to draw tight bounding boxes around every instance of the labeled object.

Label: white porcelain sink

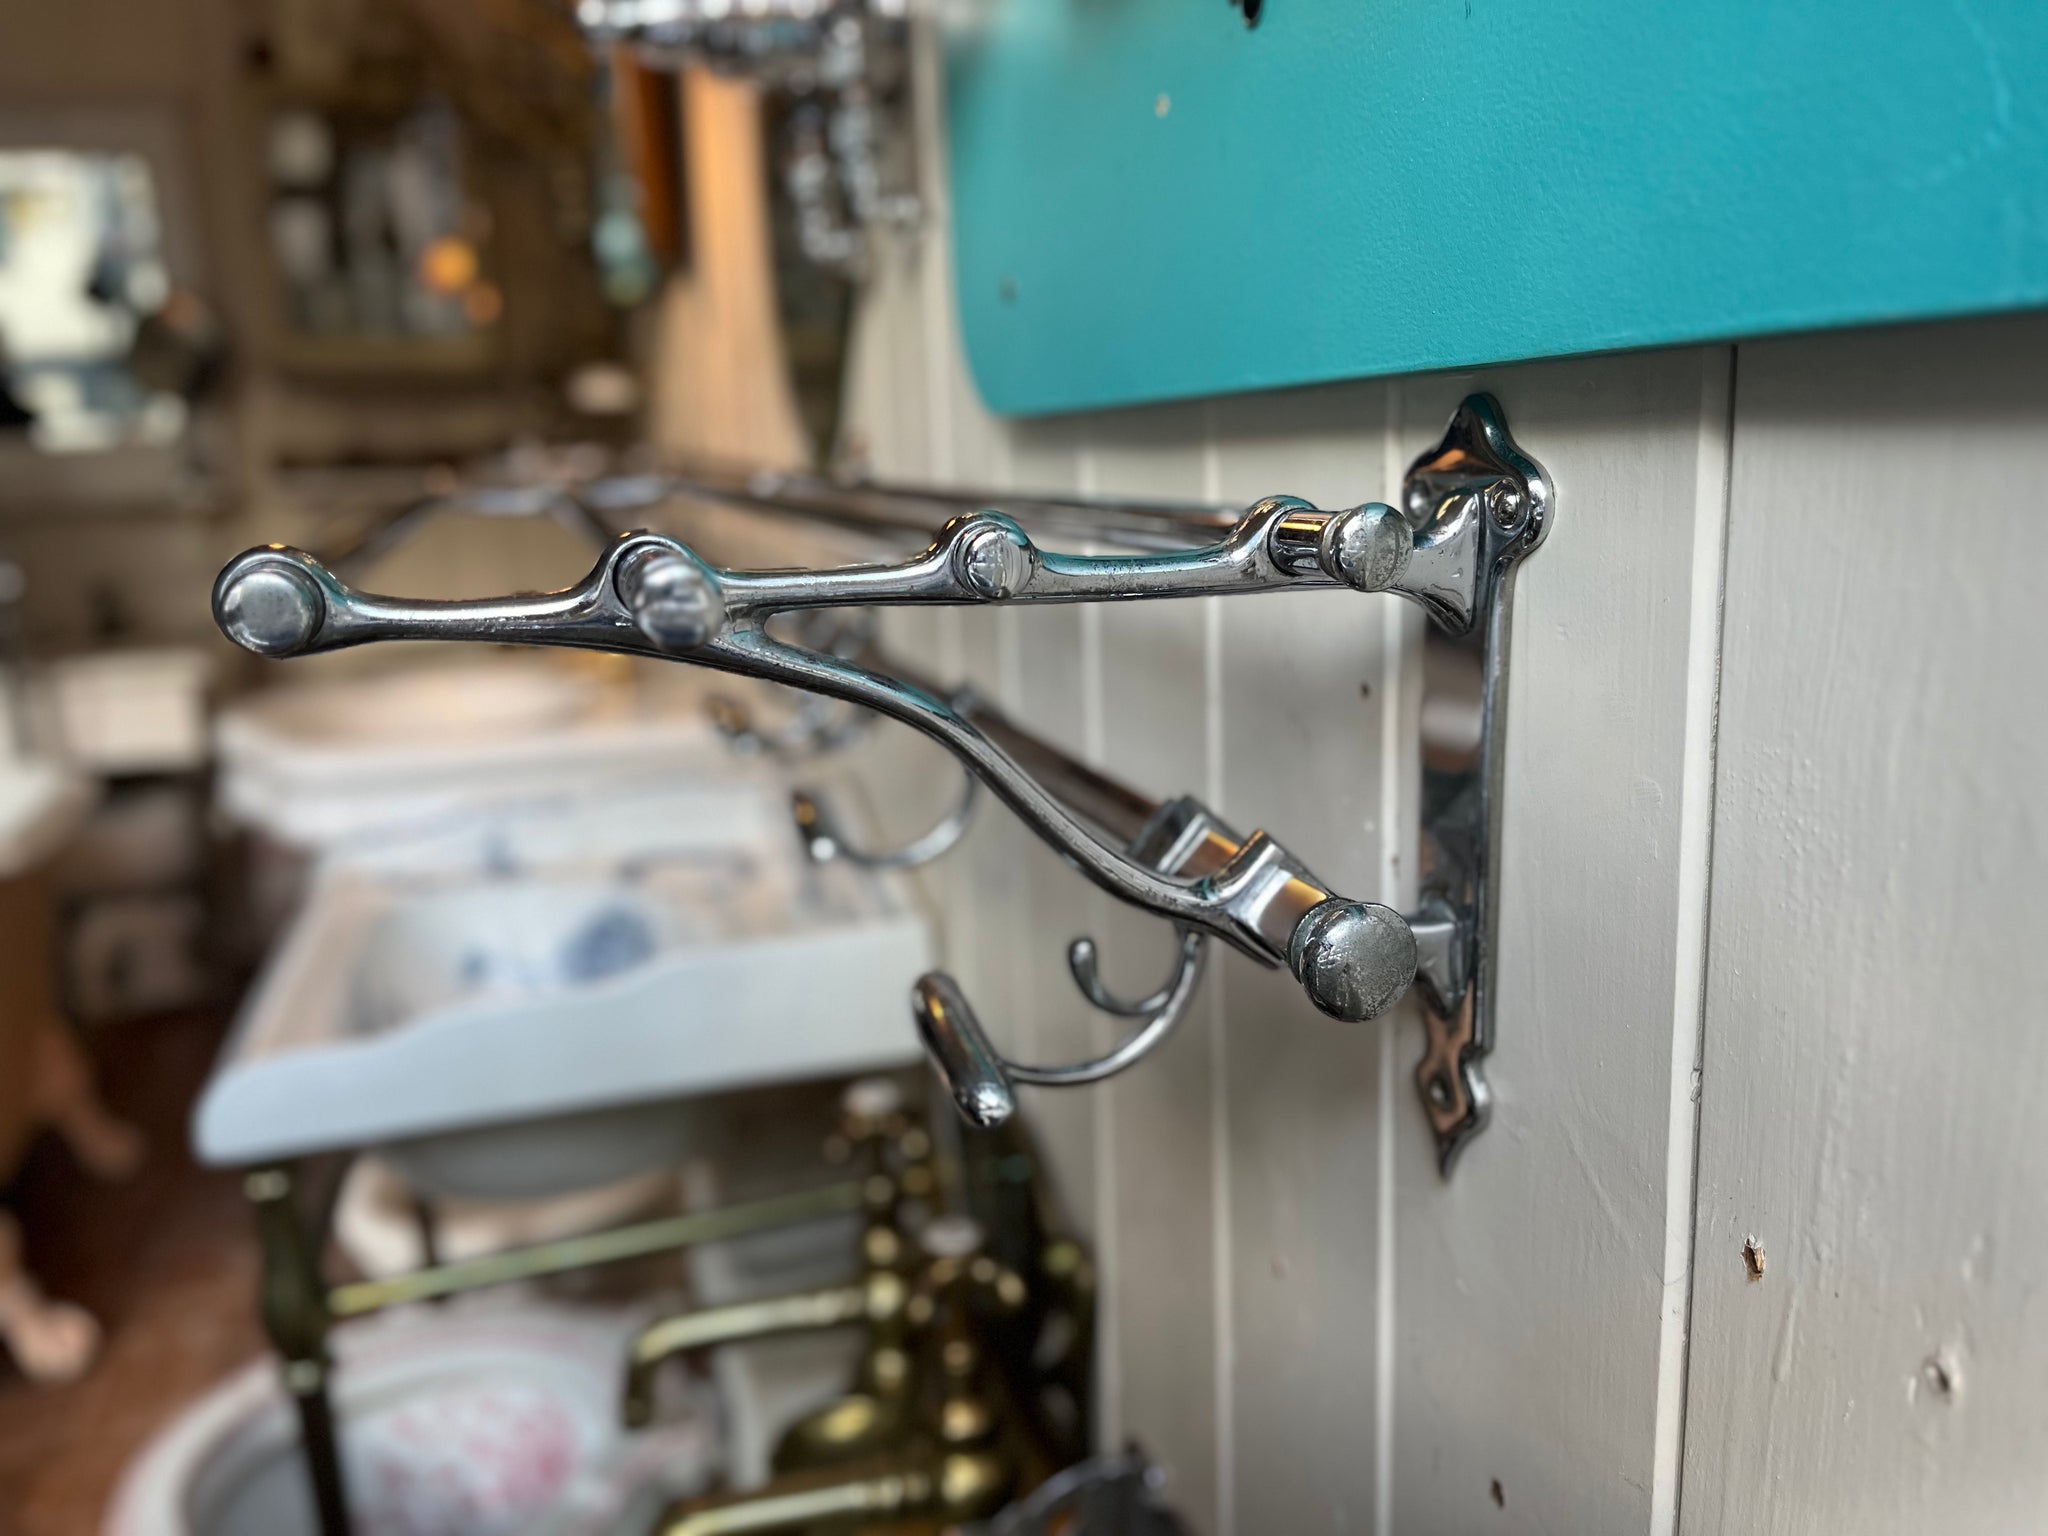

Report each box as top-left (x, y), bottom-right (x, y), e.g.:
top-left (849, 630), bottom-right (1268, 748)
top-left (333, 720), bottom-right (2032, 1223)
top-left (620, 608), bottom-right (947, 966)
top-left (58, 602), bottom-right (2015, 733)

top-left (105, 1302), bottom-right (716, 1536)
top-left (215, 657), bottom-right (739, 850)
top-left (194, 784), bottom-right (933, 1198)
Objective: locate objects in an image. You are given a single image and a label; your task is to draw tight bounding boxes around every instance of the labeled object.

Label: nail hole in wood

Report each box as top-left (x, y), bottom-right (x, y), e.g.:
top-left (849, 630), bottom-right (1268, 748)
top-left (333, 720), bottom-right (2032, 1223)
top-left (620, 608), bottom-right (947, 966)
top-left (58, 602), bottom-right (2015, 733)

top-left (1922, 1352), bottom-right (1958, 1401)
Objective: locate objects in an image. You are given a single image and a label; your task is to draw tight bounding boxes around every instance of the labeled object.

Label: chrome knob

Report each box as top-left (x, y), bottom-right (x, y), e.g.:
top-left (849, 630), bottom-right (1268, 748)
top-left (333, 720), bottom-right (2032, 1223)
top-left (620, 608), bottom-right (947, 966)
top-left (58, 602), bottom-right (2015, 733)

top-left (950, 514), bottom-right (1035, 600)
top-left (1288, 899), bottom-right (1418, 1022)
top-left (617, 546), bottom-right (725, 649)
top-left (213, 551), bottom-right (325, 657)
top-left (1317, 502), bottom-right (1412, 593)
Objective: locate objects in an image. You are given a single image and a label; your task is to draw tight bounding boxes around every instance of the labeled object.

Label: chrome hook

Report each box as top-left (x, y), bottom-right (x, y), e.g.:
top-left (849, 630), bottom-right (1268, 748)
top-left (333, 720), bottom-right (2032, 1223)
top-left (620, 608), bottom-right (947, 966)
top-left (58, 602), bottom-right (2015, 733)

top-left (791, 770), bottom-right (979, 870)
top-left (914, 928), bottom-right (1209, 1130)
top-left (1066, 927), bottom-right (1197, 1018)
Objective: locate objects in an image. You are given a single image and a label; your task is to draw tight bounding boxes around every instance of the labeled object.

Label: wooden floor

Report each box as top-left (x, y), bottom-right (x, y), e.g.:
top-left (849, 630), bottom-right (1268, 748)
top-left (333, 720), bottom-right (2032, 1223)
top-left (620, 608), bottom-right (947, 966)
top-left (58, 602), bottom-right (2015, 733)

top-left (0, 1010), bottom-right (265, 1536)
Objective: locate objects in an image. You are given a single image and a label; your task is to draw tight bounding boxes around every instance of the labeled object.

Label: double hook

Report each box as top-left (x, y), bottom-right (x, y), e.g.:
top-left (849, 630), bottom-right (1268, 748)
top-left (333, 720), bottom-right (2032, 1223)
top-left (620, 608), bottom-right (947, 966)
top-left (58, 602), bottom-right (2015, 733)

top-left (796, 765), bottom-right (1210, 1125)
top-left (782, 677), bottom-right (1204, 1107)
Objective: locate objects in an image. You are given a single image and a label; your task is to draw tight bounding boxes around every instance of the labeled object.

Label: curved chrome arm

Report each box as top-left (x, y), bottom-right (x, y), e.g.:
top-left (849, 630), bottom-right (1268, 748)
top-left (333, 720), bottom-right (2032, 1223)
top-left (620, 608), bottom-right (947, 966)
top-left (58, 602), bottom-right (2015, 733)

top-left (706, 610), bottom-right (881, 759)
top-left (212, 503), bottom-right (1429, 1024)
top-left (708, 690), bottom-right (874, 758)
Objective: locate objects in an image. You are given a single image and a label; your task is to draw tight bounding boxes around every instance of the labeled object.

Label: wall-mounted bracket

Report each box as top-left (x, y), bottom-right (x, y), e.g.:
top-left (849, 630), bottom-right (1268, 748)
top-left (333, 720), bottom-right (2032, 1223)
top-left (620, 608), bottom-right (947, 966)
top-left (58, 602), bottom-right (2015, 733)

top-left (209, 395), bottom-right (1549, 1172)
top-left (1399, 397), bottom-right (1551, 1173)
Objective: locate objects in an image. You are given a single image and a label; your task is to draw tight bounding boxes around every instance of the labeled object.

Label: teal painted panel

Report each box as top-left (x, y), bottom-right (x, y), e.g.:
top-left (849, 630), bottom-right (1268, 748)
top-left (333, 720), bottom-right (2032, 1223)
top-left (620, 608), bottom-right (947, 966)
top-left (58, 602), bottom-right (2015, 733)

top-left (943, 1), bottom-right (2048, 416)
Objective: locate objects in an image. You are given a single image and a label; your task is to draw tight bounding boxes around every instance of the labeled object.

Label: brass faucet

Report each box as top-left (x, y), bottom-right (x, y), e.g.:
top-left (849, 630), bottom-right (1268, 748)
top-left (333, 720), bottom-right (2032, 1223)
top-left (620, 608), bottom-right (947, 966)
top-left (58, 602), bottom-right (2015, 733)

top-left (657, 1217), bottom-right (1022, 1536)
top-left (622, 1268), bottom-right (908, 1429)
top-left (624, 1078), bottom-right (930, 1431)
top-left (627, 1092), bottom-right (1102, 1534)
top-left (657, 1449), bottom-right (1009, 1536)
top-left (767, 1097), bottom-right (940, 1472)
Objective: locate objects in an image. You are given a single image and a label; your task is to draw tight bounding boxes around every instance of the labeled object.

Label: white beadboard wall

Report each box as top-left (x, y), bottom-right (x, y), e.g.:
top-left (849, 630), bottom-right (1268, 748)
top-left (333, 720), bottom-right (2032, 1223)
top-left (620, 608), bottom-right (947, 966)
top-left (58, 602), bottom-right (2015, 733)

top-left (799, 28), bottom-right (2048, 1534)
top-left (1677, 319), bottom-right (2048, 1534)
top-left (803, 30), bottom-right (1730, 1529)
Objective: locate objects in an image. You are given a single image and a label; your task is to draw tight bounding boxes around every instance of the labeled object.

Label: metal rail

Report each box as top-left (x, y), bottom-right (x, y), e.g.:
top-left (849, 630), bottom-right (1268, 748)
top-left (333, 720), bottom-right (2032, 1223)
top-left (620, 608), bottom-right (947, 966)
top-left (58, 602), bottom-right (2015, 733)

top-left (292, 458), bottom-right (1238, 562)
top-left (326, 1178), bottom-right (863, 1318)
top-left (319, 484), bottom-right (626, 579)
top-left (643, 465), bottom-right (1239, 554)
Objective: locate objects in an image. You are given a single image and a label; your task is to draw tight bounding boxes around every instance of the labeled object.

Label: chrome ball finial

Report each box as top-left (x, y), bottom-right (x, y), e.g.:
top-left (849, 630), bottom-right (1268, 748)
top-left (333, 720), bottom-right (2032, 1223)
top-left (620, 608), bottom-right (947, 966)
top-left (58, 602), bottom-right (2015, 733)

top-left (214, 553), bottom-right (324, 657)
top-left (1289, 899), bottom-right (1419, 1022)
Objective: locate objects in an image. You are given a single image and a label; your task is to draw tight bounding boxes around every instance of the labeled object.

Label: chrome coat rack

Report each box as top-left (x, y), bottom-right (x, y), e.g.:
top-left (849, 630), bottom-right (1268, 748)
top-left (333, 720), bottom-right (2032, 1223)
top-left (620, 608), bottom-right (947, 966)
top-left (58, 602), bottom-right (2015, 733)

top-left (214, 396), bottom-right (1549, 1172)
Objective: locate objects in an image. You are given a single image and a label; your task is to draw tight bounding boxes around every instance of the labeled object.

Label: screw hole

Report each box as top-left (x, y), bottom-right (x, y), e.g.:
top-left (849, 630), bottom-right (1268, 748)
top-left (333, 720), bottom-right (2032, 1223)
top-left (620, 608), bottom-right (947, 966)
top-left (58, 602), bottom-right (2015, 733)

top-left (1488, 483), bottom-right (1526, 530)
top-left (1427, 1073), bottom-right (1453, 1110)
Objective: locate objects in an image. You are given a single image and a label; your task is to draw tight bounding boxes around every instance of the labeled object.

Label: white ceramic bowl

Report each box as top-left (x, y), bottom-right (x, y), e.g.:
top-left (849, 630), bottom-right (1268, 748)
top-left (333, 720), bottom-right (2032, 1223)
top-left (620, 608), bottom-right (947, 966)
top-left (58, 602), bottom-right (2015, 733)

top-left (105, 1304), bottom-right (715, 1536)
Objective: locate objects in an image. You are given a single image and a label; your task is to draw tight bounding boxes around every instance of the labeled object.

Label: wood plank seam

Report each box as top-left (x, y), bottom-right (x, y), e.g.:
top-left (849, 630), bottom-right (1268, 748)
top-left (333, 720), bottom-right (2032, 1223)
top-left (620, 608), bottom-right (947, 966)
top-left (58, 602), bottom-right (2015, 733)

top-left (1650, 346), bottom-right (1737, 1534)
